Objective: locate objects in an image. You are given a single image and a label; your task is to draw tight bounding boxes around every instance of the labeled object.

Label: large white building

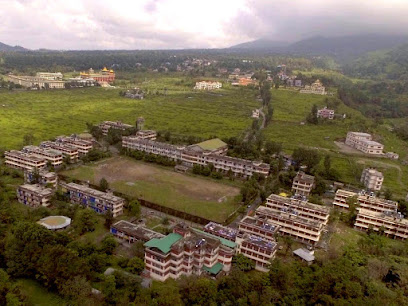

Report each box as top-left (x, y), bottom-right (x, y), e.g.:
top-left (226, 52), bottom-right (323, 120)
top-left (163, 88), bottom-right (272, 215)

top-left (360, 168), bottom-right (384, 191)
top-left (36, 72), bottom-right (63, 80)
top-left (292, 172), bottom-right (315, 197)
top-left (300, 80), bottom-right (326, 95)
top-left (194, 81), bottom-right (222, 90)
top-left (7, 74), bottom-right (65, 89)
top-left (345, 132), bottom-right (384, 155)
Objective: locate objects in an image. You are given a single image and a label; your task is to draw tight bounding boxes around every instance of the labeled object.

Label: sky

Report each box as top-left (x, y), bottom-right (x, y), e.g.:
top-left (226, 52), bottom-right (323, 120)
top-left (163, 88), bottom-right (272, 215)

top-left (1, 0), bottom-right (408, 50)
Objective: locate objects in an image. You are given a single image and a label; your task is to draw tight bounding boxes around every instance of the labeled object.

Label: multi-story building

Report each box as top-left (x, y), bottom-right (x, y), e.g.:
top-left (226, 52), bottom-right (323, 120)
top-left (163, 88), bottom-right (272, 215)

top-left (194, 81), bottom-right (222, 90)
top-left (80, 67), bottom-right (115, 83)
top-left (135, 130), bottom-right (157, 140)
top-left (59, 182), bottom-right (124, 217)
top-left (111, 220), bottom-right (164, 243)
top-left (345, 132), bottom-right (384, 155)
top-left (4, 150), bottom-right (47, 171)
top-left (235, 233), bottom-right (278, 272)
top-left (40, 141), bottom-right (79, 162)
top-left (361, 168), bottom-right (384, 191)
top-left (99, 121), bottom-right (133, 136)
top-left (7, 74), bottom-right (65, 89)
top-left (354, 209), bottom-right (408, 240)
top-left (144, 224), bottom-right (235, 281)
top-left (317, 107), bottom-right (335, 119)
top-left (36, 72), bottom-right (63, 80)
top-left (266, 194), bottom-right (330, 225)
top-left (292, 172), bottom-right (315, 197)
top-left (238, 215), bottom-right (279, 242)
top-left (300, 80), bottom-right (326, 95)
top-left (24, 170), bottom-right (58, 188)
top-left (333, 189), bottom-right (398, 213)
top-left (22, 145), bottom-right (63, 167)
top-left (255, 206), bottom-right (325, 246)
top-left (122, 138), bottom-right (270, 178)
top-left (17, 184), bottom-right (54, 208)
top-left (56, 136), bottom-right (93, 155)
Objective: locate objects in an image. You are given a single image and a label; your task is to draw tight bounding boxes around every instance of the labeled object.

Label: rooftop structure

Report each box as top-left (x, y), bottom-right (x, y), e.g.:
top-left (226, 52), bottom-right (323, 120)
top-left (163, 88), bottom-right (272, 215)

top-left (37, 216), bottom-right (71, 230)
top-left (4, 150), bottom-right (47, 171)
top-left (203, 222), bottom-right (238, 241)
top-left (293, 248), bottom-right (315, 264)
top-left (361, 168), bottom-right (384, 191)
top-left (194, 81), bottom-right (222, 90)
top-left (110, 220), bottom-right (164, 243)
top-left (60, 182), bottom-right (124, 217)
top-left (317, 107), bottom-right (334, 119)
top-left (17, 184), bottom-right (54, 208)
top-left (187, 138), bottom-right (228, 155)
top-left (345, 132), bottom-right (384, 155)
top-left (355, 208), bottom-right (408, 240)
top-left (292, 172), bottom-right (315, 197)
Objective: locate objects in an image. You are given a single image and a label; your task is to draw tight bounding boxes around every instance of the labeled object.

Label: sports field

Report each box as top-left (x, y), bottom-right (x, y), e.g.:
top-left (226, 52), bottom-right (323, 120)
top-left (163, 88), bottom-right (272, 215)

top-left (62, 157), bottom-right (241, 223)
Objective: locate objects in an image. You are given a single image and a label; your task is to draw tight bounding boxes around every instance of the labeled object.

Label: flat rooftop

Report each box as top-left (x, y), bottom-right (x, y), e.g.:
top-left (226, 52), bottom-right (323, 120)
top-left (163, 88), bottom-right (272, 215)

top-left (204, 222), bottom-right (237, 241)
top-left (37, 216), bottom-right (71, 230)
top-left (111, 220), bottom-right (164, 241)
top-left (19, 184), bottom-right (53, 196)
top-left (60, 182), bottom-right (124, 203)
top-left (243, 234), bottom-right (277, 251)
top-left (193, 138), bottom-right (227, 151)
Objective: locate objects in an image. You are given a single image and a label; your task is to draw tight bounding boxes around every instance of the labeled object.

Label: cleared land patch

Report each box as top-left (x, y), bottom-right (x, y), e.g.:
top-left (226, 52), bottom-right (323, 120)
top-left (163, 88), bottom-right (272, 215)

top-left (62, 157), bottom-right (241, 223)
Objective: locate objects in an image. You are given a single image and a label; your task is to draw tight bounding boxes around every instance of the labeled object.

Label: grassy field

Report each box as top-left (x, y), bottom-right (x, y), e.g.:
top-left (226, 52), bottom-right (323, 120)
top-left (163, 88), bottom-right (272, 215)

top-left (62, 157), bottom-right (241, 223)
top-left (17, 279), bottom-right (69, 305)
top-left (0, 81), bottom-right (258, 149)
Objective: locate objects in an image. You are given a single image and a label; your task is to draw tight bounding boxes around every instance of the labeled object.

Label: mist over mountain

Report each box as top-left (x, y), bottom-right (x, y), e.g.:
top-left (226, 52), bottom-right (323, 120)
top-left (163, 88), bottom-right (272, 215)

top-left (0, 42), bottom-right (27, 52)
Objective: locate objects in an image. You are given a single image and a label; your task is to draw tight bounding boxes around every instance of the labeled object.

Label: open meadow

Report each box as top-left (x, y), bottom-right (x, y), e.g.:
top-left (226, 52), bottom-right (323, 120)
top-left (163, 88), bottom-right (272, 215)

top-left (62, 157), bottom-right (242, 223)
top-left (0, 78), bottom-right (258, 149)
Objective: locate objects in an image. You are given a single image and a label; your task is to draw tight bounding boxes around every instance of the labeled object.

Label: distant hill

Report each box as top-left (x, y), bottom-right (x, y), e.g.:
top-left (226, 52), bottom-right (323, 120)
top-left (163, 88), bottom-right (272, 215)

top-left (230, 34), bottom-right (408, 61)
top-left (0, 42), bottom-right (27, 52)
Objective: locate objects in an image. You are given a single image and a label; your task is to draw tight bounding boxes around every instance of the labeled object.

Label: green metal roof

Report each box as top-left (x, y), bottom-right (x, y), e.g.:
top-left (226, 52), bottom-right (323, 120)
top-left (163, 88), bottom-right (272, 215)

top-left (203, 262), bottom-right (224, 275)
top-left (192, 229), bottom-right (236, 249)
top-left (195, 138), bottom-right (227, 151)
top-left (144, 233), bottom-right (182, 254)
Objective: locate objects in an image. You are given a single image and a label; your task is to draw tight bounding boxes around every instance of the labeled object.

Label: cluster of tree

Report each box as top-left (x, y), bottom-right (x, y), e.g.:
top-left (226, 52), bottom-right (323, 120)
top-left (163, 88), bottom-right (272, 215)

top-left (192, 164), bottom-right (223, 179)
top-left (81, 148), bottom-right (111, 163)
top-left (122, 148), bottom-right (176, 167)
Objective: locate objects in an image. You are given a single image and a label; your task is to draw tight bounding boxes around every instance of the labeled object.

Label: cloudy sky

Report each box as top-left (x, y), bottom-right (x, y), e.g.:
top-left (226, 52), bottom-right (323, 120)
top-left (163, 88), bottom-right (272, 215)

top-left (0, 0), bottom-right (407, 50)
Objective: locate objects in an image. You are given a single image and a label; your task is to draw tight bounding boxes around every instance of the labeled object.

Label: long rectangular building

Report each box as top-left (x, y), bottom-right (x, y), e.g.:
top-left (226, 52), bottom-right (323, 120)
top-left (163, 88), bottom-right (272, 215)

top-left (345, 132), bottom-right (384, 155)
top-left (111, 220), bottom-right (164, 243)
top-left (56, 136), bottom-right (93, 155)
top-left (59, 182), bottom-right (124, 217)
top-left (266, 194), bottom-right (330, 225)
top-left (354, 208), bottom-right (408, 240)
top-left (22, 145), bottom-right (63, 167)
top-left (4, 150), bottom-right (47, 171)
top-left (99, 121), bottom-right (133, 136)
top-left (17, 184), bottom-right (53, 208)
top-left (40, 141), bottom-right (79, 162)
top-left (122, 137), bottom-right (270, 178)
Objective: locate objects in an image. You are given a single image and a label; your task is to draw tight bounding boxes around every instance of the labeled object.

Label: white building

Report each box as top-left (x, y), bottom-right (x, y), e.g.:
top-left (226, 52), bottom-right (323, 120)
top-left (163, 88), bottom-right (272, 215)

top-left (36, 72), bottom-right (63, 80)
top-left (194, 81), bottom-right (222, 90)
top-left (361, 168), bottom-right (384, 191)
top-left (300, 80), bottom-right (326, 95)
top-left (345, 132), bottom-right (384, 155)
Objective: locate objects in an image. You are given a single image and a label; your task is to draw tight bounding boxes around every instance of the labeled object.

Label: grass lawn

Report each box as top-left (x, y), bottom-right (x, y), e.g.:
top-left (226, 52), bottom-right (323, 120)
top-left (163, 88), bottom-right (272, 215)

top-left (62, 157), bottom-right (242, 223)
top-left (0, 82), bottom-right (259, 150)
top-left (17, 279), bottom-right (69, 305)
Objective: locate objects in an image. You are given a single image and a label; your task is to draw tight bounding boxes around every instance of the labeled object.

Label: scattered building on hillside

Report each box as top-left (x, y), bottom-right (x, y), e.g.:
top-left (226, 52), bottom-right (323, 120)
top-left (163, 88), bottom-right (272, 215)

top-left (124, 88), bottom-right (144, 99)
top-left (111, 220), bottom-right (164, 243)
top-left (59, 182), bottom-right (125, 217)
top-left (333, 189), bottom-right (398, 213)
top-left (7, 74), bottom-right (66, 89)
top-left (300, 79), bottom-right (326, 95)
top-left (4, 150), bottom-right (47, 171)
top-left (354, 209), bottom-right (408, 240)
top-left (99, 121), bottom-right (133, 136)
top-left (80, 67), bottom-right (115, 83)
top-left (24, 170), bottom-right (58, 188)
top-left (345, 132), bottom-right (384, 155)
top-left (386, 152), bottom-right (399, 160)
top-left (252, 109), bottom-right (260, 118)
top-left (361, 168), bottom-right (384, 191)
top-left (37, 216), bottom-right (71, 231)
top-left (144, 224), bottom-right (235, 281)
top-left (22, 145), bottom-right (63, 167)
top-left (194, 81), bottom-right (222, 90)
top-left (17, 184), bottom-right (53, 208)
top-left (292, 172), bottom-right (315, 197)
top-left (317, 107), bottom-right (335, 119)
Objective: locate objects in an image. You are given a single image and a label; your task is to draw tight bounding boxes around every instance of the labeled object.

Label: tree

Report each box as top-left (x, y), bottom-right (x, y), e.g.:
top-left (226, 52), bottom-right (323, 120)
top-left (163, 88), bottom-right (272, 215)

top-left (100, 235), bottom-right (117, 255)
top-left (126, 257), bottom-right (145, 274)
top-left (306, 104), bottom-right (319, 124)
top-left (384, 188), bottom-right (393, 200)
top-left (23, 133), bottom-right (34, 146)
top-left (232, 254), bottom-right (255, 271)
top-left (59, 276), bottom-right (92, 303)
top-left (76, 209), bottom-right (97, 235)
top-left (292, 148), bottom-right (321, 172)
top-left (104, 210), bottom-right (114, 229)
top-left (324, 154), bottom-right (331, 175)
top-left (128, 200), bottom-right (141, 218)
top-left (99, 178), bottom-right (109, 192)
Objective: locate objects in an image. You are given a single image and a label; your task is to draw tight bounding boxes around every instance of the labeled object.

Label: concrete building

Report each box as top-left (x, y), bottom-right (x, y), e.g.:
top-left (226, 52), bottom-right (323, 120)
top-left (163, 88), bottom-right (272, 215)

top-left (36, 72), bottom-right (63, 80)
top-left (24, 170), bottom-right (58, 188)
top-left (333, 189), bottom-right (398, 213)
top-left (80, 67), bottom-right (115, 83)
top-left (292, 172), bottom-right (315, 197)
top-left (144, 224), bottom-right (235, 281)
top-left (204, 222), bottom-right (238, 241)
top-left (7, 74), bottom-right (65, 89)
top-left (99, 121), bottom-right (133, 136)
top-left (255, 206), bottom-right (326, 246)
top-left (186, 138), bottom-right (228, 155)
top-left (135, 130), bottom-right (157, 141)
top-left (40, 141), bottom-right (79, 162)
top-left (300, 80), bottom-right (326, 95)
top-left (317, 107), bottom-right (335, 119)
top-left (266, 194), bottom-right (330, 225)
top-left (122, 138), bottom-right (270, 178)
top-left (345, 132), bottom-right (384, 155)
top-left (17, 184), bottom-right (53, 208)
top-left (354, 209), bottom-right (408, 240)
top-left (56, 136), bottom-right (93, 155)
top-left (60, 182), bottom-right (124, 217)
top-left (111, 220), bottom-right (164, 243)
top-left (4, 150), bottom-right (47, 171)
top-left (194, 81), bottom-right (222, 90)
top-left (361, 168), bottom-right (383, 191)
top-left (22, 145), bottom-right (63, 167)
